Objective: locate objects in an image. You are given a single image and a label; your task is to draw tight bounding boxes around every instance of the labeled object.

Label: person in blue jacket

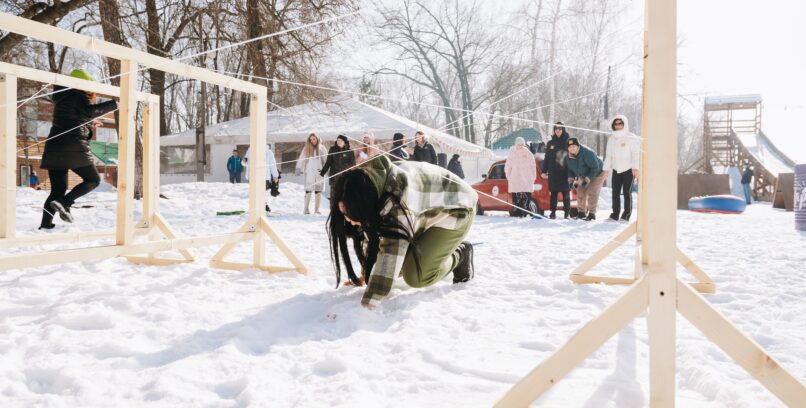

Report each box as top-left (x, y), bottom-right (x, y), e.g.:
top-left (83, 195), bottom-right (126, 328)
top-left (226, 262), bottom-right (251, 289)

top-left (227, 149), bottom-right (243, 183)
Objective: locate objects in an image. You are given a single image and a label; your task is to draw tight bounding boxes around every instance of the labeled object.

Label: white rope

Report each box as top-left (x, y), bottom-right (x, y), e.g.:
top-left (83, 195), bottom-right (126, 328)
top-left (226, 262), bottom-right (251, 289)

top-left (16, 108), bottom-right (120, 154)
top-left (1, 10), bottom-right (361, 109)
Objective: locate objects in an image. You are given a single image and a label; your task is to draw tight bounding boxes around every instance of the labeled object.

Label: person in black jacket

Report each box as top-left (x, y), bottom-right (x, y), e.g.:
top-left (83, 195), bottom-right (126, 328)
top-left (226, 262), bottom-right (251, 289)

top-left (741, 164), bottom-right (753, 204)
top-left (412, 131), bottom-right (438, 165)
top-left (39, 69), bottom-right (118, 230)
top-left (320, 135), bottom-right (356, 198)
top-left (540, 122), bottom-right (571, 219)
top-left (389, 132), bottom-right (410, 162)
top-left (447, 154), bottom-right (465, 179)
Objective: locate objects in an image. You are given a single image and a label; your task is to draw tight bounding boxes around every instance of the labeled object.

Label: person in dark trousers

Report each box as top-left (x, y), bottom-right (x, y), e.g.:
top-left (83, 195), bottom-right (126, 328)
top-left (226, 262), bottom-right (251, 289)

top-left (328, 155), bottom-right (476, 309)
top-left (567, 138), bottom-right (607, 221)
top-left (741, 165), bottom-right (753, 204)
top-left (603, 115), bottom-right (640, 221)
top-left (39, 69), bottom-right (117, 230)
top-left (447, 154), bottom-right (465, 179)
top-left (412, 131), bottom-right (438, 165)
top-left (320, 135), bottom-right (356, 198)
top-left (541, 122), bottom-right (571, 219)
top-left (389, 132), bottom-right (410, 162)
top-left (227, 149), bottom-right (243, 183)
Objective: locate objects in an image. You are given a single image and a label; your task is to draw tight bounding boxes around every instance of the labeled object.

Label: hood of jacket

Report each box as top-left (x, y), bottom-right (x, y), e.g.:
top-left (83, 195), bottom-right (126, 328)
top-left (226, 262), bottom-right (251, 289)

top-left (610, 114), bottom-right (631, 134)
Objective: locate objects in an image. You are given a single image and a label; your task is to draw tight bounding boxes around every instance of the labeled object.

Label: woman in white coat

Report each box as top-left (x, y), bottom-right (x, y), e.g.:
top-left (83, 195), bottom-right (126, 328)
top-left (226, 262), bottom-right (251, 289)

top-left (296, 133), bottom-right (328, 214)
top-left (505, 137), bottom-right (537, 217)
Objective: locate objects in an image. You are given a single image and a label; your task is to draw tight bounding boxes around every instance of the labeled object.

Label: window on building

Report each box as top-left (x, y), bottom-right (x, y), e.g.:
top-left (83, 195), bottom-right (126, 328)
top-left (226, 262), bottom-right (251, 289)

top-left (160, 145), bottom-right (211, 174)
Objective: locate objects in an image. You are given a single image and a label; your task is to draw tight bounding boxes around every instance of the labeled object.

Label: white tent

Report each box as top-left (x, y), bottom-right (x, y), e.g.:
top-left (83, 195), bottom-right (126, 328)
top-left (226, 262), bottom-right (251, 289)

top-left (160, 98), bottom-right (495, 184)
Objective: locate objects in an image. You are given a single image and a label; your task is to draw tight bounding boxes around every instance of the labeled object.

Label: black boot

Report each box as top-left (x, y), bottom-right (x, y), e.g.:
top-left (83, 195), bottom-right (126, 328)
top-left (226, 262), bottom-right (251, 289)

top-left (265, 203), bottom-right (271, 213)
top-left (452, 241), bottom-right (474, 284)
top-left (564, 211), bottom-right (570, 219)
top-left (39, 209), bottom-right (56, 230)
top-left (576, 211), bottom-right (587, 220)
top-left (608, 213), bottom-right (619, 221)
top-left (49, 200), bottom-right (74, 223)
top-left (549, 211), bottom-right (556, 220)
top-left (585, 213), bottom-right (596, 221)
top-left (620, 212), bottom-right (631, 221)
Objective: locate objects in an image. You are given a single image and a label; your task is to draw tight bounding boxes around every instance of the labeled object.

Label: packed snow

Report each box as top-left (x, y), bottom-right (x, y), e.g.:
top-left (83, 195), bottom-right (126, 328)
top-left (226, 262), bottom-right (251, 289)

top-left (1, 181), bottom-right (804, 407)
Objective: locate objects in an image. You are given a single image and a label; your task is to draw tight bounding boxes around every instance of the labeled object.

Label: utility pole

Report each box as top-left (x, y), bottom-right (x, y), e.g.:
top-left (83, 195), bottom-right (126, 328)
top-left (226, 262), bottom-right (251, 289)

top-left (599, 65), bottom-right (612, 156)
top-left (195, 13), bottom-right (207, 182)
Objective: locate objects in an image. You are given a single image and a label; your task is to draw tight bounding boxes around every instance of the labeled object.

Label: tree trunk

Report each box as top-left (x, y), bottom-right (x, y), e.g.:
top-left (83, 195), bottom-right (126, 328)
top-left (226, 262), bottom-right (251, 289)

top-left (0, 0), bottom-right (95, 57)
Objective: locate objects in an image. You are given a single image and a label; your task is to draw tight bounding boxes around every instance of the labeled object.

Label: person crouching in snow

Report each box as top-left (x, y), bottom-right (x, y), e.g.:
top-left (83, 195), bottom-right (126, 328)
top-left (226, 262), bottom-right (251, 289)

top-left (39, 68), bottom-right (118, 230)
top-left (567, 138), bottom-right (607, 221)
top-left (296, 133), bottom-right (327, 214)
top-left (328, 155), bottom-right (477, 309)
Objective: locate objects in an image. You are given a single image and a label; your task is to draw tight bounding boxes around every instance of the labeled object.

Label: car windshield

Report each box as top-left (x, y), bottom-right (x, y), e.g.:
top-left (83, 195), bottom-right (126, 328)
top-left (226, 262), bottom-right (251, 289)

top-left (489, 164), bottom-right (506, 180)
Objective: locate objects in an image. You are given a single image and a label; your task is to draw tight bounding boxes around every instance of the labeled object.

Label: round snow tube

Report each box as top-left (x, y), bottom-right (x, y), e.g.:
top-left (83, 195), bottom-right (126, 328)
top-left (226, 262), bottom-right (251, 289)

top-left (688, 195), bottom-right (746, 214)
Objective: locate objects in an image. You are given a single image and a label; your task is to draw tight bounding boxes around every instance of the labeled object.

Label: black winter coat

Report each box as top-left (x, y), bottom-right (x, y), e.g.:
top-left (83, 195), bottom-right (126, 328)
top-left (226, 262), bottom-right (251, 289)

top-left (389, 143), bottom-right (410, 162)
top-left (320, 145), bottom-right (356, 180)
top-left (447, 157), bottom-right (465, 179)
top-left (413, 142), bottom-right (438, 165)
top-left (741, 167), bottom-right (753, 184)
top-left (41, 86), bottom-right (117, 170)
top-left (541, 132), bottom-right (570, 192)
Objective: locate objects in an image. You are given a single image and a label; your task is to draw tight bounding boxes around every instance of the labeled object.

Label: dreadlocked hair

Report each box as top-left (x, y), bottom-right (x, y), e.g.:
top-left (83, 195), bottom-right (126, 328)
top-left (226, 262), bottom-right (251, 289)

top-left (326, 167), bottom-right (421, 288)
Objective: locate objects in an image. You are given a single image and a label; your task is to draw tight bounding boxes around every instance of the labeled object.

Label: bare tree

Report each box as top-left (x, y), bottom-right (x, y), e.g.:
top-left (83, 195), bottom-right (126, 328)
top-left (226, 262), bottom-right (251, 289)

top-left (0, 0), bottom-right (96, 57)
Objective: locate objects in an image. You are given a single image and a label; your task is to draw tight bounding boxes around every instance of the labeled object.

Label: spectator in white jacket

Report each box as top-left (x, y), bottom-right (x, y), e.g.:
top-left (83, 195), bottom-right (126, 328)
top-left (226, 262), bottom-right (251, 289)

top-left (603, 115), bottom-right (640, 221)
top-left (243, 145), bottom-right (280, 213)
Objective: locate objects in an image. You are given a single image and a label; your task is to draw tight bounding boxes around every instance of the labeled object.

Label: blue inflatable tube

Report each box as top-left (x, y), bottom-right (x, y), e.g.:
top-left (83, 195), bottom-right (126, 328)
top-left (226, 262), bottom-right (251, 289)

top-left (688, 195), bottom-right (746, 214)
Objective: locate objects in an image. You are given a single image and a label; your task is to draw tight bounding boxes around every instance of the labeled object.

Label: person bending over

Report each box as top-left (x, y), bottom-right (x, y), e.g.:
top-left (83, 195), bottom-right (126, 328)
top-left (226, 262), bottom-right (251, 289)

top-left (328, 155), bottom-right (477, 309)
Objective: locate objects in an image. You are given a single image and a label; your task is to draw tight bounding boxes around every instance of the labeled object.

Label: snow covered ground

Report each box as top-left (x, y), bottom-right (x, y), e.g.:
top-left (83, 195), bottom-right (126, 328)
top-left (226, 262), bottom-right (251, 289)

top-left (1, 182), bottom-right (804, 407)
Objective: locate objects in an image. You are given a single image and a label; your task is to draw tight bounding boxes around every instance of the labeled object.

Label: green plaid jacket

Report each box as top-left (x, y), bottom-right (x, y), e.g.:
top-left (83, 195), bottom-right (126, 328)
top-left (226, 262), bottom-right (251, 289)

top-left (360, 155), bottom-right (477, 305)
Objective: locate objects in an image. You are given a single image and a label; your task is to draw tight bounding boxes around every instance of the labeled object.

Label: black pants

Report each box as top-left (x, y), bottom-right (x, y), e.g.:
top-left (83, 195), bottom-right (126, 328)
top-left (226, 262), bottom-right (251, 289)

top-left (611, 169), bottom-right (635, 219)
top-left (40, 165), bottom-right (101, 227)
top-left (510, 192), bottom-right (530, 217)
top-left (229, 171), bottom-right (241, 183)
top-left (550, 190), bottom-right (570, 214)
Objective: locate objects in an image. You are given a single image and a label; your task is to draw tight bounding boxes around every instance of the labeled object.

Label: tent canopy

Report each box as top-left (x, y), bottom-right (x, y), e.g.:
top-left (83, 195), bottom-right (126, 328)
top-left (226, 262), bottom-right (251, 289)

top-left (161, 98), bottom-right (493, 158)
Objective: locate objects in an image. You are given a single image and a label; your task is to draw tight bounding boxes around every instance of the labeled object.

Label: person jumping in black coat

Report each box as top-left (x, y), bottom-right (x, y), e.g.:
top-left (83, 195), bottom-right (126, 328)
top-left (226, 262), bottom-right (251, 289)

top-left (540, 122), bottom-right (571, 219)
top-left (320, 135), bottom-right (356, 198)
top-left (39, 69), bottom-right (118, 230)
top-left (412, 131), bottom-right (438, 165)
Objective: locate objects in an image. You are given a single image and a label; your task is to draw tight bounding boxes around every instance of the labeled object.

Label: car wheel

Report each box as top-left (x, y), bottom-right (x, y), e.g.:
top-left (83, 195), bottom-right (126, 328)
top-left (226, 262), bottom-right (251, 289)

top-left (476, 200), bottom-right (485, 216)
top-left (527, 197), bottom-right (540, 215)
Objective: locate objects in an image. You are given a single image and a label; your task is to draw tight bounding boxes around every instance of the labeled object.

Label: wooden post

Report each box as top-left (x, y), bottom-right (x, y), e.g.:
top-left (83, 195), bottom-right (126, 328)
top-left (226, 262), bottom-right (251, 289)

top-left (250, 93), bottom-right (267, 266)
top-left (142, 99), bottom-right (160, 222)
top-left (0, 73), bottom-right (15, 239)
top-left (116, 60), bottom-right (137, 245)
top-left (644, 0), bottom-right (678, 404)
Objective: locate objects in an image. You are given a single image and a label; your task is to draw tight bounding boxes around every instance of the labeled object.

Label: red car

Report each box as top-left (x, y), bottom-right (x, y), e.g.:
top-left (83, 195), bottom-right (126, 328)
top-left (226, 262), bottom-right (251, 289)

top-left (472, 156), bottom-right (576, 216)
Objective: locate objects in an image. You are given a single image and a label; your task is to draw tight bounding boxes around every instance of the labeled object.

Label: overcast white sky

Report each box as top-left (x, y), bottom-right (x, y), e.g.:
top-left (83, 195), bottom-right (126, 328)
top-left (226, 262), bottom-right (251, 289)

top-left (346, 0), bottom-right (804, 163)
top-left (677, 0), bottom-right (805, 162)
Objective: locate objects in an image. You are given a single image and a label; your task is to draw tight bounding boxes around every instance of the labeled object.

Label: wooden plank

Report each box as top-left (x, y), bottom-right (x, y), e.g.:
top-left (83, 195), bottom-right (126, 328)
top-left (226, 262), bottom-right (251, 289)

top-left (125, 256), bottom-right (192, 266)
top-left (569, 223), bottom-right (636, 277)
top-left (0, 73), bottom-right (15, 239)
top-left (210, 220), bottom-right (259, 263)
top-left (210, 260), bottom-right (298, 273)
top-left (643, 0), bottom-right (679, 403)
top-left (248, 93), bottom-right (267, 221)
top-left (116, 60), bottom-right (137, 245)
top-left (0, 227), bottom-right (153, 248)
top-left (0, 13), bottom-right (262, 94)
top-left (569, 274), bottom-right (636, 285)
top-left (677, 279), bottom-right (806, 405)
top-left (0, 61), bottom-right (157, 102)
top-left (259, 217), bottom-right (308, 275)
top-left (676, 249), bottom-right (715, 287)
top-left (495, 277), bottom-right (649, 407)
top-left (154, 213), bottom-right (193, 261)
top-left (0, 232), bottom-right (254, 271)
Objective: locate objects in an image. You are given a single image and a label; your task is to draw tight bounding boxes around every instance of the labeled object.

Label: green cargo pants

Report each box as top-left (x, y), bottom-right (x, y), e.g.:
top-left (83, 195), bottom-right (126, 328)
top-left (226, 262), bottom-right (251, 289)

top-left (400, 210), bottom-right (474, 288)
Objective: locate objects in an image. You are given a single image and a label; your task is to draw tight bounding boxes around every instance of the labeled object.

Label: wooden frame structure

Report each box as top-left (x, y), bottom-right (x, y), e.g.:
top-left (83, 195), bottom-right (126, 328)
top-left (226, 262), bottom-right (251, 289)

top-left (496, 1), bottom-right (806, 406)
top-left (0, 12), bottom-right (306, 275)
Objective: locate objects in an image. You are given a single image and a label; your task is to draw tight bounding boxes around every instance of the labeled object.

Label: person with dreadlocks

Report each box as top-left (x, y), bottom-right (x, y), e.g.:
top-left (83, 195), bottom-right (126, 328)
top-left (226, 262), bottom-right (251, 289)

top-left (39, 69), bottom-right (117, 230)
top-left (327, 155), bottom-right (477, 309)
